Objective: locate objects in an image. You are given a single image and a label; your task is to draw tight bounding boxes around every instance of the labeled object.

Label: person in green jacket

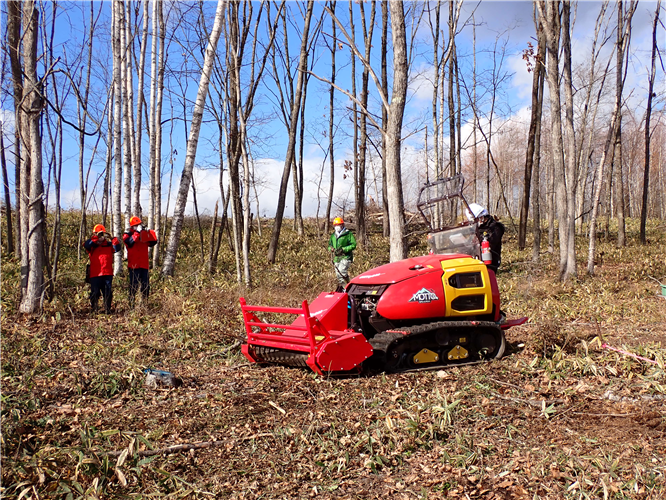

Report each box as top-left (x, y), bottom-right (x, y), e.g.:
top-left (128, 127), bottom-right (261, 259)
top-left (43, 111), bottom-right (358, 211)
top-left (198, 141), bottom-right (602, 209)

top-left (328, 217), bottom-right (357, 290)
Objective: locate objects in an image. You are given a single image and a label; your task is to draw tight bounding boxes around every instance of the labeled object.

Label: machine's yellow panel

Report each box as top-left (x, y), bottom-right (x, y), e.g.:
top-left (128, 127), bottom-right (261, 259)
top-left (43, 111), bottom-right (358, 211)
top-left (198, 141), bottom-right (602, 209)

top-left (440, 258), bottom-right (492, 317)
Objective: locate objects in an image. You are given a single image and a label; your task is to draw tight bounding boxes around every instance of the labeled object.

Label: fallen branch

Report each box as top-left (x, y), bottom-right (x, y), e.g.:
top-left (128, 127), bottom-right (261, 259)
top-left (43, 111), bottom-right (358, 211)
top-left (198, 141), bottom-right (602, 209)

top-left (220, 340), bottom-right (241, 355)
top-left (571, 412), bottom-right (640, 417)
top-left (493, 393), bottom-right (565, 407)
top-left (488, 377), bottom-right (525, 393)
top-left (219, 362), bottom-right (251, 371)
top-left (602, 343), bottom-right (659, 366)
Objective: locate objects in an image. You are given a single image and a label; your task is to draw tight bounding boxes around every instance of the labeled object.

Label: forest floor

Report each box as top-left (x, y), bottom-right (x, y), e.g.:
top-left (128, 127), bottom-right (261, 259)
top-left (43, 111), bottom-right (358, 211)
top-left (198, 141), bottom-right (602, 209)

top-left (2, 217), bottom-right (666, 499)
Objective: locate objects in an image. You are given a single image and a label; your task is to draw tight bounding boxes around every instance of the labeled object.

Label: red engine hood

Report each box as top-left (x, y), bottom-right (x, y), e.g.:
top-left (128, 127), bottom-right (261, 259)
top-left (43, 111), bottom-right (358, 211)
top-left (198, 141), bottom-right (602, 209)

top-left (350, 253), bottom-right (471, 285)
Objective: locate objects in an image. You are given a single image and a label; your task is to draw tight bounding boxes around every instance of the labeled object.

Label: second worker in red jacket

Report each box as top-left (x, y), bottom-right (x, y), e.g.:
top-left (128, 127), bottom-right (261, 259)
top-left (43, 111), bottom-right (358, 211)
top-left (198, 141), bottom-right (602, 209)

top-left (122, 216), bottom-right (158, 307)
top-left (84, 224), bottom-right (122, 314)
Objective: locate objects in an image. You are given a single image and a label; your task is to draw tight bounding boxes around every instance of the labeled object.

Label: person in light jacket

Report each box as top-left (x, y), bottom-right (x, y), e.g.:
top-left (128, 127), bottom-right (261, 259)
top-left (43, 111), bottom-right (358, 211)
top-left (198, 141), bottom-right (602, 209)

top-left (328, 217), bottom-right (357, 291)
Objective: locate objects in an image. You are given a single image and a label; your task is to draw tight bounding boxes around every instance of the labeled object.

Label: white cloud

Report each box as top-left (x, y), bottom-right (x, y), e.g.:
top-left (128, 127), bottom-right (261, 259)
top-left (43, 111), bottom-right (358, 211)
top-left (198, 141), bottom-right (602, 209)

top-left (1, 109), bottom-right (16, 134)
top-left (409, 64), bottom-right (436, 103)
top-left (159, 156), bottom-right (360, 220)
top-left (509, 53), bottom-right (533, 102)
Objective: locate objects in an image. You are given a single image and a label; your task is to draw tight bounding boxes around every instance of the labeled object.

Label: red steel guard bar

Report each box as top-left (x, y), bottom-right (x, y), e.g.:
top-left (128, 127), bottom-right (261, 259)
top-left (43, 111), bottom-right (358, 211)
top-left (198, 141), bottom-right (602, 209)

top-left (239, 298), bottom-right (332, 354)
top-left (239, 297), bottom-right (375, 375)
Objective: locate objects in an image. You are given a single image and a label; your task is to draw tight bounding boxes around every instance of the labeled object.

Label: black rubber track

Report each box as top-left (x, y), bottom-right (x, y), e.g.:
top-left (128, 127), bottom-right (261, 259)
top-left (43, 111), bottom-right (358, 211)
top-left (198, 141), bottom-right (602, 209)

top-left (368, 320), bottom-right (506, 373)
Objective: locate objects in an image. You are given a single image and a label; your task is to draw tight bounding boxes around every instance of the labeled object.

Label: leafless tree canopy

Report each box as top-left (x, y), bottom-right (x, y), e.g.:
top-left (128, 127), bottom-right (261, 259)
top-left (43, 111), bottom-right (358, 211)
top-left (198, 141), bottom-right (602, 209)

top-left (2, 0), bottom-right (665, 301)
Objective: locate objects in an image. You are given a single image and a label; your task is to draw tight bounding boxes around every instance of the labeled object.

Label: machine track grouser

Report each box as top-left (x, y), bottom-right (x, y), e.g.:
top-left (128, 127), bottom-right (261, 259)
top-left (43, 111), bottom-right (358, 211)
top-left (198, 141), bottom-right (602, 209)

top-left (240, 175), bottom-right (527, 375)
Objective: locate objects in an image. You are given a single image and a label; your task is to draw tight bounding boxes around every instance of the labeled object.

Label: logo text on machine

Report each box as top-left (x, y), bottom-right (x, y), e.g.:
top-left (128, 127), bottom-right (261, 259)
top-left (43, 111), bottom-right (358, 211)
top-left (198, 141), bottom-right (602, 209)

top-left (409, 288), bottom-right (440, 303)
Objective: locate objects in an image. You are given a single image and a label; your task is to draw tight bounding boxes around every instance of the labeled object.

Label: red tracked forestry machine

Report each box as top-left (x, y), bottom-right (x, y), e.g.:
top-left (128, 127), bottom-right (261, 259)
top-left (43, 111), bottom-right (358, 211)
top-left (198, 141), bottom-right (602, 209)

top-left (240, 175), bottom-right (527, 375)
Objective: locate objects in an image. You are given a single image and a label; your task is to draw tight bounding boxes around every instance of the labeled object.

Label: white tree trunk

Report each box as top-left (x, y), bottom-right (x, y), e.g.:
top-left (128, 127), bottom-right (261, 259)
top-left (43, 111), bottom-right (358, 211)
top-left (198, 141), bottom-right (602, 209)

top-left (134, 0), bottom-right (149, 218)
top-left (112, 0), bottom-right (124, 274)
top-left (225, 3), bottom-right (244, 283)
top-left (19, 0), bottom-right (45, 314)
top-left (561, 2), bottom-right (577, 280)
top-left (161, 0), bottom-right (225, 276)
top-left (152, 0), bottom-right (166, 268)
top-left (148, 0), bottom-right (158, 231)
top-left (120, 1), bottom-right (132, 232)
top-left (537, 0), bottom-right (569, 279)
top-left (386, 1), bottom-right (408, 262)
top-left (103, 88), bottom-right (114, 225)
top-left (241, 138), bottom-right (252, 286)
top-left (123, 1), bottom-right (139, 218)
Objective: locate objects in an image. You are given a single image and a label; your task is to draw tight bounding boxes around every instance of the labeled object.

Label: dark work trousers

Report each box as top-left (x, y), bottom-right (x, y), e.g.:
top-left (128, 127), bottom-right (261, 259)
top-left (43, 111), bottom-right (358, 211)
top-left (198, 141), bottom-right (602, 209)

top-left (90, 275), bottom-right (113, 313)
top-left (128, 268), bottom-right (150, 306)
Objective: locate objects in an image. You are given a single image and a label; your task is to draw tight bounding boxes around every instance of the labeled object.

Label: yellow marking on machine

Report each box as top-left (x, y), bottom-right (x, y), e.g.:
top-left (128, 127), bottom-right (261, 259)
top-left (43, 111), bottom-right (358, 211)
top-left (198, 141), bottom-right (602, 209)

top-left (412, 348), bottom-right (439, 364)
top-left (448, 345), bottom-right (469, 360)
top-left (440, 258), bottom-right (492, 317)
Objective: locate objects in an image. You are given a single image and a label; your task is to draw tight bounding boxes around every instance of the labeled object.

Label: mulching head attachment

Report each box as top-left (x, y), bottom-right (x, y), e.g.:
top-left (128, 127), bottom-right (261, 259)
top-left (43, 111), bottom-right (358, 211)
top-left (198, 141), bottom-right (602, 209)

top-left (240, 292), bottom-right (373, 376)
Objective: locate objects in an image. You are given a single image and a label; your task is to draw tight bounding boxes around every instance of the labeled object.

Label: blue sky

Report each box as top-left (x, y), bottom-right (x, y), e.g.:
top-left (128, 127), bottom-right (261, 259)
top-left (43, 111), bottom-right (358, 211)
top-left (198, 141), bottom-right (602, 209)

top-left (1, 0), bottom-right (663, 222)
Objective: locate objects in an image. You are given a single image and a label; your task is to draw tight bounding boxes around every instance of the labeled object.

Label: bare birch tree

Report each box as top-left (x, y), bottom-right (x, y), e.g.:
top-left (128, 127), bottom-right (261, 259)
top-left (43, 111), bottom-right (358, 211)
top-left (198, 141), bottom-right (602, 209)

top-left (230, 0), bottom-right (280, 286)
top-left (427, 1), bottom-right (442, 181)
top-left (447, 0), bottom-right (456, 177)
top-left (518, 11), bottom-right (546, 250)
top-left (384, 1), bottom-right (409, 261)
top-left (560, 1), bottom-right (578, 279)
top-left (613, 1), bottom-right (629, 247)
top-left (531, 64), bottom-right (546, 263)
top-left (76, 2), bottom-right (97, 258)
top-left (162, 0), bottom-right (225, 276)
top-left (322, 1), bottom-right (410, 261)
top-left (120, 1), bottom-right (133, 230)
top-left (537, 0), bottom-right (576, 280)
top-left (380, 0), bottom-right (389, 237)
top-left (112, 0), bottom-right (124, 274)
top-left (133, 0), bottom-right (149, 217)
top-left (227, 0), bottom-right (282, 284)
top-left (586, 0), bottom-right (637, 274)
top-left (42, 0), bottom-right (63, 298)
top-left (0, 121), bottom-right (14, 255)
top-left (148, 0), bottom-right (159, 233)
top-left (152, 0), bottom-right (166, 268)
top-left (348, 0), bottom-right (358, 232)
top-left (639, 0), bottom-right (661, 244)
top-left (18, 0), bottom-right (45, 314)
top-left (573, 2), bottom-right (612, 232)
top-left (325, 0), bottom-right (337, 235)
top-left (354, 0), bottom-right (375, 246)
top-left (267, 0), bottom-right (315, 264)
top-left (7, 0), bottom-right (25, 261)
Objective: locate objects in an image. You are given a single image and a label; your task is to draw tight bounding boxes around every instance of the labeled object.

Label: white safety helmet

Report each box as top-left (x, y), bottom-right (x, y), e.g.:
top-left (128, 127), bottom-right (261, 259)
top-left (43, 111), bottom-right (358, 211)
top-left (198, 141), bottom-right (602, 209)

top-left (465, 203), bottom-right (489, 222)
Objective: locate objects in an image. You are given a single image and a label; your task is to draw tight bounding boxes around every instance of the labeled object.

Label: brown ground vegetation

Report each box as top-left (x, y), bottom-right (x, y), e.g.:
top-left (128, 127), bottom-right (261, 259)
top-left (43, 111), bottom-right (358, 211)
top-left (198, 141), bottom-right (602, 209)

top-left (2, 216), bottom-right (665, 499)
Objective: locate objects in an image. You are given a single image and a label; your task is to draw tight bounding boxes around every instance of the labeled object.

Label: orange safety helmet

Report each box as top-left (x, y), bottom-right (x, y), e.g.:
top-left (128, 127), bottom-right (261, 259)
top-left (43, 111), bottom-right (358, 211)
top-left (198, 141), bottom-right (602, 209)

top-left (93, 224), bottom-right (106, 233)
top-left (333, 217), bottom-right (344, 226)
top-left (129, 216), bottom-right (142, 227)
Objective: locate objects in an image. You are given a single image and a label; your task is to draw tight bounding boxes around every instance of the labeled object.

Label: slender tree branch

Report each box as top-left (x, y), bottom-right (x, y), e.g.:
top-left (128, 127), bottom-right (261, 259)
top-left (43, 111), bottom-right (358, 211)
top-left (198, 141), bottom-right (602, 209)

top-left (308, 70), bottom-right (383, 134)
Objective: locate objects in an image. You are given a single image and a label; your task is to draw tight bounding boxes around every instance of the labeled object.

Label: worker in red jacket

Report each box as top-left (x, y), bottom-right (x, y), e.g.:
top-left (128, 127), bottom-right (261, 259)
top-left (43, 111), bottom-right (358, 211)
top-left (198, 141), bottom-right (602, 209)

top-left (83, 224), bottom-right (121, 314)
top-left (122, 216), bottom-right (158, 307)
